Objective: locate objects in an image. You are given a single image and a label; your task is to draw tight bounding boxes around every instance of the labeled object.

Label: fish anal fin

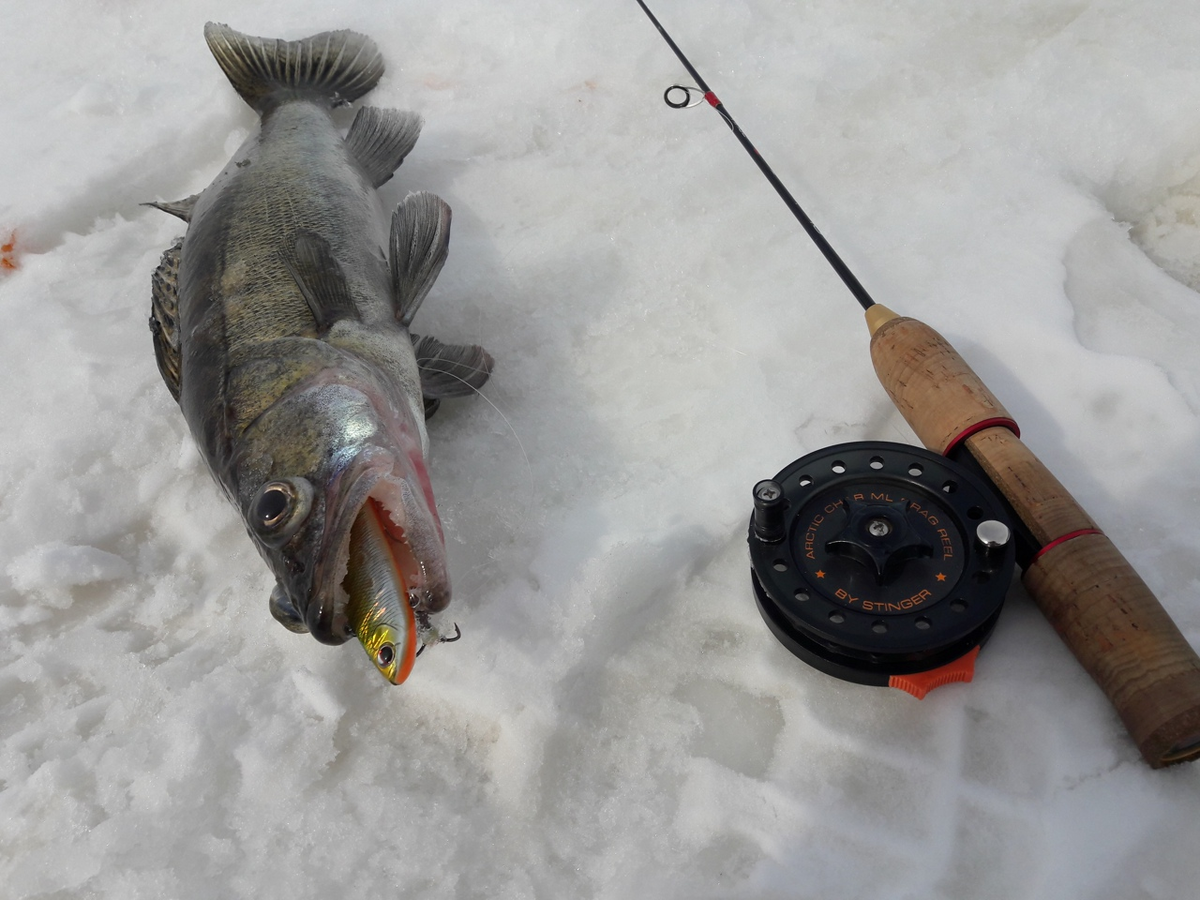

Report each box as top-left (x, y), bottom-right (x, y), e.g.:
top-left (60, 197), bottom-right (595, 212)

top-left (150, 237), bottom-right (184, 402)
top-left (411, 333), bottom-right (494, 400)
top-left (143, 194), bottom-right (199, 223)
top-left (279, 231), bottom-right (360, 333)
top-left (391, 192), bottom-right (451, 326)
top-left (346, 107), bottom-right (423, 188)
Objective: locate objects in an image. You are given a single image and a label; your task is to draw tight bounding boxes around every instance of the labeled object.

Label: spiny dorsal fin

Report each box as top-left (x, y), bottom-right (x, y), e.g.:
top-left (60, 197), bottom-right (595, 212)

top-left (346, 107), bottom-right (423, 188)
top-left (278, 231), bottom-right (360, 333)
top-left (411, 334), bottom-right (494, 399)
top-left (390, 192), bottom-right (451, 326)
top-left (203, 22), bottom-right (384, 112)
top-left (149, 238), bottom-right (184, 402)
top-left (143, 194), bottom-right (199, 223)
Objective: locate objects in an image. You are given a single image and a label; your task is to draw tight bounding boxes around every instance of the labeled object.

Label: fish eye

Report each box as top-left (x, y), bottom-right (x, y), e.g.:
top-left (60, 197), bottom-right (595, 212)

top-left (250, 477), bottom-right (313, 541)
top-left (256, 482), bottom-right (295, 528)
top-left (376, 643), bottom-right (396, 668)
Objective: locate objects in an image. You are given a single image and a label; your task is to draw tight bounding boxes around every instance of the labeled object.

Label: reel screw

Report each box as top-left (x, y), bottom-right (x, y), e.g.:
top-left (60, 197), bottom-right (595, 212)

top-left (753, 479), bottom-right (787, 543)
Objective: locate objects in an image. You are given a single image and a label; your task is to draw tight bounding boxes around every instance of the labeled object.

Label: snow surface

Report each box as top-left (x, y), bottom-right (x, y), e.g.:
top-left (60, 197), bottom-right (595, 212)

top-left (3, 0), bottom-right (1200, 897)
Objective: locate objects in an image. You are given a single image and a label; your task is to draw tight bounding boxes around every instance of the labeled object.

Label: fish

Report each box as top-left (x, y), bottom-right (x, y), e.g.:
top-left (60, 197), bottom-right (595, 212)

top-left (147, 24), bottom-right (492, 680)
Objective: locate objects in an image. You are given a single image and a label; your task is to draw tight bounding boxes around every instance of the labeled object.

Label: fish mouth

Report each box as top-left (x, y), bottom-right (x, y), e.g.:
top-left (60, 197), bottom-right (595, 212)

top-left (305, 448), bottom-right (449, 644)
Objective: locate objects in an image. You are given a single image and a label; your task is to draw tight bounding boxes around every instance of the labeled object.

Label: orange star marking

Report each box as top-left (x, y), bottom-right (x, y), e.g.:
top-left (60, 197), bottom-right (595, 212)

top-left (815, 570), bottom-right (826, 579)
top-left (936, 573), bottom-right (947, 582)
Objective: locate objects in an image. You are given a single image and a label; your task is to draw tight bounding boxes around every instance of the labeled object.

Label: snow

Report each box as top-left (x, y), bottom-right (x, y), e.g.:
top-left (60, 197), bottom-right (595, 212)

top-left (3, 0), bottom-right (1200, 896)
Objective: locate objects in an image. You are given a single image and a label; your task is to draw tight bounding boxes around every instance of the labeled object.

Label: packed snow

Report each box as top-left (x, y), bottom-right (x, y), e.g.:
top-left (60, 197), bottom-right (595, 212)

top-left (3, 1), bottom-right (1200, 897)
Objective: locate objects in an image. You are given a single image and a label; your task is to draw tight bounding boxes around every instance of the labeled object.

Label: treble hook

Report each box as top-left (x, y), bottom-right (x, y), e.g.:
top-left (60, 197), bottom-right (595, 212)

top-left (415, 622), bottom-right (462, 657)
top-left (663, 84), bottom-right (706, 109)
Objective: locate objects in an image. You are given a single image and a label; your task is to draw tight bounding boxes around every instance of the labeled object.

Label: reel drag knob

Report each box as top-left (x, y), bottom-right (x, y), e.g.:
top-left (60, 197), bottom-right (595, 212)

top-left (826, 496), bottom-right (933, 584)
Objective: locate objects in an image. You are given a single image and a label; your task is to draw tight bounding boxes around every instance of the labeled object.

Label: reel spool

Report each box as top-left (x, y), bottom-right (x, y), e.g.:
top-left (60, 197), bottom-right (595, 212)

top-left (749, 442), bottom-right (1016, 698)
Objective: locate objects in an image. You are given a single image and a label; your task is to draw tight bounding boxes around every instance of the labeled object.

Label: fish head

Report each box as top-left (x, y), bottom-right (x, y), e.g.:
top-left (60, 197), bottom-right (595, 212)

top-left (232, 380), bottom-right (449, 645)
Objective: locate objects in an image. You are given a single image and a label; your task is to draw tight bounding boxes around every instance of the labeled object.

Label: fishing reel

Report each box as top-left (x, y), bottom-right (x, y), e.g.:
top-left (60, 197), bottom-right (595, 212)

top-left (749, 442), bottom-right (1016, 697)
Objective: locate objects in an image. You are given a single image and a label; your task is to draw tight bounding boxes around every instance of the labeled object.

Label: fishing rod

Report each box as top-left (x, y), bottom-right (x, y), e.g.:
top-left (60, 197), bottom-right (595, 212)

top-left (634, 0), bottom-right (1200, 768)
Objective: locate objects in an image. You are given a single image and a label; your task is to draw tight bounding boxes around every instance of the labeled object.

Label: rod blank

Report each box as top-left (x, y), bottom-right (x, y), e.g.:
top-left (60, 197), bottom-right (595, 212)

top-left (633, 0), bottom-right (876, 311)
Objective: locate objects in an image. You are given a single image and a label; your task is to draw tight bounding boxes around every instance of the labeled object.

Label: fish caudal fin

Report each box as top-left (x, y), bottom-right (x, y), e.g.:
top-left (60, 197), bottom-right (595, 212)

top-left (204, 22), bottom-right (385, 112)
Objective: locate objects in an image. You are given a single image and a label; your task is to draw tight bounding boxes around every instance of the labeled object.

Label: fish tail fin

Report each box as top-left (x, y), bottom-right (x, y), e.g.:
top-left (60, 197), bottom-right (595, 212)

top-left (203, 22), bottom-right (385, 112)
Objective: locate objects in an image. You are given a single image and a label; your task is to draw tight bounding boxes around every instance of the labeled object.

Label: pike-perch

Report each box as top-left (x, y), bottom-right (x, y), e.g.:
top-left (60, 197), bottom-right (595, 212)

top-left (148, 24), bottom-right (492, 679)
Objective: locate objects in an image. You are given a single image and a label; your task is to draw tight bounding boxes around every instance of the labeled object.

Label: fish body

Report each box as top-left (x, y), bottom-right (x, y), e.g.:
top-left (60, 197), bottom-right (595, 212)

top-left (149, 25), bottom-right (492, 657)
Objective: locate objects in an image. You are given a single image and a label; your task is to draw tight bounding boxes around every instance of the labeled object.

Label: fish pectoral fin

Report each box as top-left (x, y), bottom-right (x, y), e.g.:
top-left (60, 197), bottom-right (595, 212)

top-left (279, 230), bottom-right (360, 333)
top-left (346, 107), bottom-right (423, 188)
top-left (269, 583), bottom-right (310, 634)
top-left (143, 194), bottom-right (199, 223)
top-left (411, 333), bottom-right (495, 400)
top-left (149, 237), bottom-right (184, 402)
top-left (390, 192), bottom-right (451, 326)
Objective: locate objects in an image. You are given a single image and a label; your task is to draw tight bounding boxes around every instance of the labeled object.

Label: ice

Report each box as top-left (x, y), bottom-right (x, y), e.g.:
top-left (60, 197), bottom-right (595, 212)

top-left (3, 1), bottom-right (1200, 897)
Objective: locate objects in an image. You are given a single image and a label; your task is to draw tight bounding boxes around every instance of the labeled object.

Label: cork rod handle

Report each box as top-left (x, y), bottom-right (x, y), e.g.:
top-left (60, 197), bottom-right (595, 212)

top-left (867, 306), bottom-right (1200, 767)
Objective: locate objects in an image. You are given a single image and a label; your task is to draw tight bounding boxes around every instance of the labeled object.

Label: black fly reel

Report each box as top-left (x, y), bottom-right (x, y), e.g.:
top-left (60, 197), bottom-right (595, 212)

top-left (749, 442), bottom-right (1016, 692)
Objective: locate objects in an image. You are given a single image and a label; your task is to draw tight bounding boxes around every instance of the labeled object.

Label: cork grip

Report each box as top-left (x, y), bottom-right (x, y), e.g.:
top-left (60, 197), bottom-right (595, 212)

top-left (868, 307), bottom-right (1200, 767)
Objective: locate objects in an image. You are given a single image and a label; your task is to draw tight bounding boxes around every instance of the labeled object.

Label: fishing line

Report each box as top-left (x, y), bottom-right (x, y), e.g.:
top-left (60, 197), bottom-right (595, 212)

top-left (416, 356), bottom-right (533, 482)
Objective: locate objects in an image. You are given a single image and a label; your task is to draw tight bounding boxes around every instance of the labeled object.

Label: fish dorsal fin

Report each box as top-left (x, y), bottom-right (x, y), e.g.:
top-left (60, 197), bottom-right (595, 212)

top-left (278, 231), bottom-right (360, 333)
top-left (411, 334), bottom-right (494, 399)
top-left (203, 22), bottom-right (384, 112)
top-left (346, 107), bottom-right (423, 188)
top-left (150, 238), bottom-right (184, 402)
top-left (143, 194), bottom-right (199, 223)
top-left (390, 192), bottom-right (451, 326)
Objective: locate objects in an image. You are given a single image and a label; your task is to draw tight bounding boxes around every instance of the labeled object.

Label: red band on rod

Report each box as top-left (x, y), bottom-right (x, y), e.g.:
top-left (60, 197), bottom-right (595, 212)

top-left (1035, 529), bottom-right (1104, 561)
top-left (704, 91), bottom-right (720, 107)
top-left (943, 417), bottom-right (1020, 456)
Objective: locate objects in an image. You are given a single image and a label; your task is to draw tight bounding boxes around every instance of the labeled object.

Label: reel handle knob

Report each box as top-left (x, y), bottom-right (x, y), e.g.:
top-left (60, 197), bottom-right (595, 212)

top-left (752, 479), bottom-right (787, 542)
